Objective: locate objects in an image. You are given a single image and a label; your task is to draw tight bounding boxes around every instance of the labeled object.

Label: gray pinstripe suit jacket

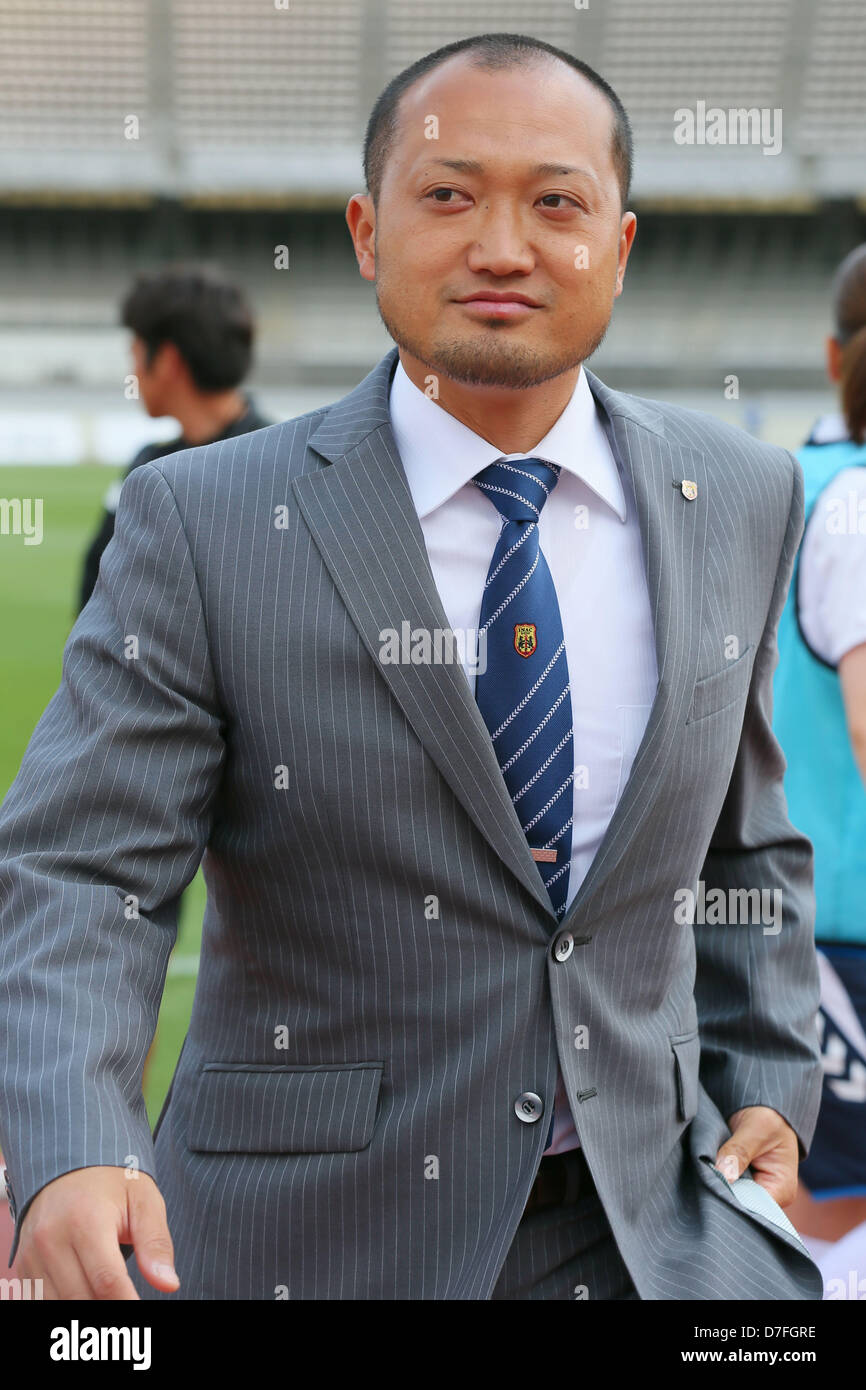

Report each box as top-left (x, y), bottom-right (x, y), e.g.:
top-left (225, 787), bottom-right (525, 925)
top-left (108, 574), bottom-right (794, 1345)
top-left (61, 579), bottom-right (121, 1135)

top-left (0, 345), bottom-right (824, 1299)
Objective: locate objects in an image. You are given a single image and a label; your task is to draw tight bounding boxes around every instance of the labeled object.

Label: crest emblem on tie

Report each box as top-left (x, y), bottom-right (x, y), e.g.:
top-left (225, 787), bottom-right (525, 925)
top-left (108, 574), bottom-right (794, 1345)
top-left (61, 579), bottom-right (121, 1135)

top-left (514, 623), bottom-right (537, 657)
top-left (680, 479), bottom-right (698, 501)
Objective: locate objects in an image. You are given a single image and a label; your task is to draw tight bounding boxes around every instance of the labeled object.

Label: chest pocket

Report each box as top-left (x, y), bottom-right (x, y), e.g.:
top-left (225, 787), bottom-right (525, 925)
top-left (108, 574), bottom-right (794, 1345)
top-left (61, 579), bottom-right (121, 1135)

top-left (686, 645), bottom-right (753, 724)
top-left (186, 1061), bottom-right (385, 1153)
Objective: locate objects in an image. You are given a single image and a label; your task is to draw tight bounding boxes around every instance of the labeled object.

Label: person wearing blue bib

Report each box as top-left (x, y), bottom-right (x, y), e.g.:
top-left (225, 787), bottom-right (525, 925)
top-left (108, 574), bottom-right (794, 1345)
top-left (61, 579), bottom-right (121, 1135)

top-left (774, 243), bottom-right (866, 1294)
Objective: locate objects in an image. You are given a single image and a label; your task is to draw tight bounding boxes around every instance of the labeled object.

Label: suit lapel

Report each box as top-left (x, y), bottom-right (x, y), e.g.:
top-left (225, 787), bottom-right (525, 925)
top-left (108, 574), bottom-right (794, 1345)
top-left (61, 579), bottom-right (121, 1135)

top-left (294, 347), bottom-right (708, 933)
top-left (294, 350), bottom-right (554, 920)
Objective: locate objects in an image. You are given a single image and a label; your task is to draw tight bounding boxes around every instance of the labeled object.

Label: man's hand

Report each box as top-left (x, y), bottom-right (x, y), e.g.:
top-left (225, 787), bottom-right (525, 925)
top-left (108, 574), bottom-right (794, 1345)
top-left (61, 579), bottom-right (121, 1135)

top-left (15, 1165), bottom-right (179, 1299)
top-left (714, 1105), bottom-right (799, 1207)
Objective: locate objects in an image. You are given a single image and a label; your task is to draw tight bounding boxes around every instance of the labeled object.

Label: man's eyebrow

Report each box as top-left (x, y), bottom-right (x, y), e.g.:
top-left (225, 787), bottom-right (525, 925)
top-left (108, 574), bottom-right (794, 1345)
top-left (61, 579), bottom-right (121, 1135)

top-left (419, 158), bottom-right (600, 183)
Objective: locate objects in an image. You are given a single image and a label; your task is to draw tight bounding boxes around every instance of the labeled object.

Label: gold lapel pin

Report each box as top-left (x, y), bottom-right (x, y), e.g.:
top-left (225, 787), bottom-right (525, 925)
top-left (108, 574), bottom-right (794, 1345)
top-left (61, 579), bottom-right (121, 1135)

top-left (675, 479), bottom-right (698, 501)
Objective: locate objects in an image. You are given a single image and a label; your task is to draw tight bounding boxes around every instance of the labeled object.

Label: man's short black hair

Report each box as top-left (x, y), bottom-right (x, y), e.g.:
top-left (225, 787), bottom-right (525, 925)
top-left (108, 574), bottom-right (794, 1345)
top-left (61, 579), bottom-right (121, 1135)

top-left (121, 262), bottom-right (255, 392)
top-left (363, 31), bottom-right (633, 213)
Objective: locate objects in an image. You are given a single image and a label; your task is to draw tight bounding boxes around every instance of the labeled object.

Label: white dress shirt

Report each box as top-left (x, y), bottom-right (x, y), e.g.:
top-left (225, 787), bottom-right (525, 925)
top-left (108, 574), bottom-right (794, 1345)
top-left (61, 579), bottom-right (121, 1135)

top-left (389, 359), bottom-right (658, 1153)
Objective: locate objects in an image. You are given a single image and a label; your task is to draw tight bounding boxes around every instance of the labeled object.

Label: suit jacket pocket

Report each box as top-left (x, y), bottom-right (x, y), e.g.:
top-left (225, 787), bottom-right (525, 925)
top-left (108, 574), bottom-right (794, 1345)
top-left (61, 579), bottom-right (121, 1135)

top-left (187, 1061), bottom-right (385, 1154)
top-left (685, 645), bottom-right (753, 724)
top-left (670, 1029), bottom-right (701, 1122)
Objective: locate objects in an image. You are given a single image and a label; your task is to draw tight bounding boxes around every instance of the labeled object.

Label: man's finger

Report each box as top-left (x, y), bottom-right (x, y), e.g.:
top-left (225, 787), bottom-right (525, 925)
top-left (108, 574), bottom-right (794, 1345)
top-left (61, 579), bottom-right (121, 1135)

top-left (713, 1135), bottom-right (756, 1182)
top-left (714, 1112), bottom-right (767, 1178)
top-left (713, 1108), bottom-right (798, 1204)
top-left (126, 1186), bottom-right (179, 1293)
top-left (35, 1243), bottom-right (93, 1300)
top-left (38, 1273), bottom-right (61, 1302)
top-left (71, 1222), bottom-right (141, 1300)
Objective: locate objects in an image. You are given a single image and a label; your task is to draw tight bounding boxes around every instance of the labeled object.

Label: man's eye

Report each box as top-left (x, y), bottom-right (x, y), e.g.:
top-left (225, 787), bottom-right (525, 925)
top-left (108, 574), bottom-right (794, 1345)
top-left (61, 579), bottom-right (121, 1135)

top-left (427, 188), bottom-right (461, 202)
top-left (538, 194), bottom-right (577, 209)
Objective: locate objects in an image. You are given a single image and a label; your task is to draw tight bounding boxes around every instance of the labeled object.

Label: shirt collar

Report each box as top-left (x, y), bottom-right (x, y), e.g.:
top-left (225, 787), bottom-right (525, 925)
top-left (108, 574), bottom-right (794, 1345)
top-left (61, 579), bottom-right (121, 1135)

top-left (389, 357), bottom-right (627, 522)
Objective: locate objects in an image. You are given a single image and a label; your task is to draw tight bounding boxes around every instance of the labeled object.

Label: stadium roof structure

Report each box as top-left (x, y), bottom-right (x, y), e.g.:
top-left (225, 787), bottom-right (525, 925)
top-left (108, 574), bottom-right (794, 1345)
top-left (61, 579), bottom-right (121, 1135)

top-left (0, 0), bottom-right (864, 206)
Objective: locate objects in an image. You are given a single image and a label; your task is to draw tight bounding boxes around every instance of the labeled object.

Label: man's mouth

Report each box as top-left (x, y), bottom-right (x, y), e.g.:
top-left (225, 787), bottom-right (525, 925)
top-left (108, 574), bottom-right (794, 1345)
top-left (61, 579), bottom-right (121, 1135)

top-left (455, 291), bottom-right (542, 320)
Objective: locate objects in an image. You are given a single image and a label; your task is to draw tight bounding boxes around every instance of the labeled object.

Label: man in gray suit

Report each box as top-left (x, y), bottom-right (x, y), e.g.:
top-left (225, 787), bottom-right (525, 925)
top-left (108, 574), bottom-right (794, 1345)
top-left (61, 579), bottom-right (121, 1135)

top-left (1, 33), bottom-right (823, 1300)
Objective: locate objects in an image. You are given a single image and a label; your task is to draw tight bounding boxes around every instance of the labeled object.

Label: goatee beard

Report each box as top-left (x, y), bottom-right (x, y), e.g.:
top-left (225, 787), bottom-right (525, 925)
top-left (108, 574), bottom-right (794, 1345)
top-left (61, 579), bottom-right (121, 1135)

top-left (375, 296), bottom-right (608, 390)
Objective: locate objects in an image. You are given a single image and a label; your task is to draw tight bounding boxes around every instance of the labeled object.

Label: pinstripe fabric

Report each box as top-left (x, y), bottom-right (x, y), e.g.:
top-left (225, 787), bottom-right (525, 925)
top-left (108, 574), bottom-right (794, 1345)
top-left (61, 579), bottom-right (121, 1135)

top-left (491, 1181), bottom-right (640, 1301)
top-left (0, 346), bottom-right (823, 1299)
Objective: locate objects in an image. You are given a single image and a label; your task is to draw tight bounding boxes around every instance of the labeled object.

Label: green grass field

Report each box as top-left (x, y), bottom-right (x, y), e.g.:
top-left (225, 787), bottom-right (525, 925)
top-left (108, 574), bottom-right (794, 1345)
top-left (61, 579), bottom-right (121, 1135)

top-left (0, 464), bottom-right (202, 1127)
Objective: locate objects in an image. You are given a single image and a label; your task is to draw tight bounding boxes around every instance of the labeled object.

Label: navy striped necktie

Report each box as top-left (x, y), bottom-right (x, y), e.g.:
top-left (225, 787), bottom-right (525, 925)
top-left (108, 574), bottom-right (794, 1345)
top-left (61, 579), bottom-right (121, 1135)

top-left (473, 457), bottom-right (574, 922)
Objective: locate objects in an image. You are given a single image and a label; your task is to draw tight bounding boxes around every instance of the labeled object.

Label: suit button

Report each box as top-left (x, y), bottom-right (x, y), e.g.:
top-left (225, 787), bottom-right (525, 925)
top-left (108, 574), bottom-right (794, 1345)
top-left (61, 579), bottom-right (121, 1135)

top-left (552, 931), bottom-right (574, 961)
top-left (514, 1092), bottom-right (544, 1123)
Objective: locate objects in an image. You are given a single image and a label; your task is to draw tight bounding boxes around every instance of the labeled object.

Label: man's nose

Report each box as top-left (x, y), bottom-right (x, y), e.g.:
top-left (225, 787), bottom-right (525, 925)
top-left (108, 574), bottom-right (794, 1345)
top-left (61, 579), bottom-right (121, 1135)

top-left (465, 206), bottom-right (535, 276)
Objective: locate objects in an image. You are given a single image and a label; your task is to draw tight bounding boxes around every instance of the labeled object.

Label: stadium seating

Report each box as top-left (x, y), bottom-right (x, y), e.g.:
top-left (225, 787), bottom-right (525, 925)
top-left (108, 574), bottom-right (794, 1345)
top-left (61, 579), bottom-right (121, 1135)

top-left (0, 0), bottom-right (863, 447)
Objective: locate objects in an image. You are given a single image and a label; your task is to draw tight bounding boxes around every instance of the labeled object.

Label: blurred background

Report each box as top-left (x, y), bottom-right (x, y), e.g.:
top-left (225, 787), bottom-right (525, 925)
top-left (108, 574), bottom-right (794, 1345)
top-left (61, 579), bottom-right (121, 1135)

top-left (1, 0), bottom-right (865, 1122)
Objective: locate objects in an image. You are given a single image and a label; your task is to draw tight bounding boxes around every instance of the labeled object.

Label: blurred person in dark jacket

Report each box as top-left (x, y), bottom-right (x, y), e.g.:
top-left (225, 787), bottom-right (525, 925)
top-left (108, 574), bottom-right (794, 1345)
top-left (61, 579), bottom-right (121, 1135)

top-left (74, 264), bottom-right (271, 1107)
top-left (78, 263), bottom-right (271, 613)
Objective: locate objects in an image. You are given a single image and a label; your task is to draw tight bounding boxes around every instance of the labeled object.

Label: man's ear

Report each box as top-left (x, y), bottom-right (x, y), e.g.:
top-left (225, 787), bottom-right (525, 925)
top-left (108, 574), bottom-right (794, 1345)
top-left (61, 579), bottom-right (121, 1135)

top-left (613, 211), bottom-right (636, 298)
top-left (156, 340), bottom-right (188, 384)
top-left (346, 192), bottom-right (376, 283)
